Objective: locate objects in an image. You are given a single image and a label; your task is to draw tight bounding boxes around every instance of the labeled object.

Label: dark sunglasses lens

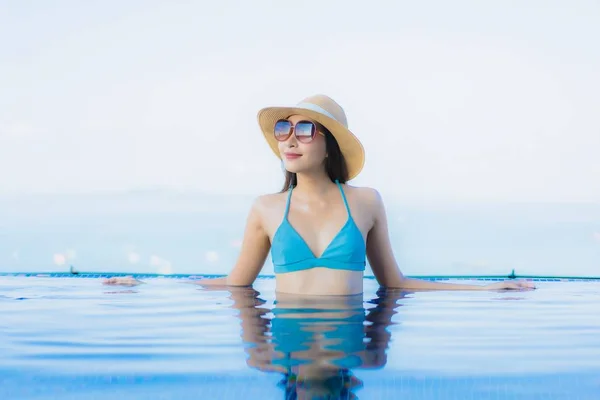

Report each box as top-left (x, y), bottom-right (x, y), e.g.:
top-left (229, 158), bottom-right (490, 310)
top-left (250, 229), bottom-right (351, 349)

top-left (274, 120), bottom-right (292, 141)
top-left (295, 122), bottom-right (316, 143)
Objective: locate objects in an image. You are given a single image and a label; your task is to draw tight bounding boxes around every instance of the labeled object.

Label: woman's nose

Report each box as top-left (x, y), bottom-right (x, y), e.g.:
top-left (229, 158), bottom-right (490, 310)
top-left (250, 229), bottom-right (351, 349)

top-left (284, 131), bottom-right (298, 146)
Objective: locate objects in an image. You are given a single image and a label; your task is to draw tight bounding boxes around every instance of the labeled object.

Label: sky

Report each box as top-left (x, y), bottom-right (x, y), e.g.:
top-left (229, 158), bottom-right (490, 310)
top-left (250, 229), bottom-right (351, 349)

top-left (1, 0), bottom-right (599, 203)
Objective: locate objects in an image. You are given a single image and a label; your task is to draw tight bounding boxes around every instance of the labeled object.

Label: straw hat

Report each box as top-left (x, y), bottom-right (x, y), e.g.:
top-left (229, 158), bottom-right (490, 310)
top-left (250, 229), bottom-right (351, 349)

top-left (257, 94), bottom-right (365, 180)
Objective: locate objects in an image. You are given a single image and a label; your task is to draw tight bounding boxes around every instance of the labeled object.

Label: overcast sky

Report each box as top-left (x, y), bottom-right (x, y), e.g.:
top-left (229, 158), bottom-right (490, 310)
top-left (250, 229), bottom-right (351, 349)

top-left (1, 0), bottom-right (599, 202)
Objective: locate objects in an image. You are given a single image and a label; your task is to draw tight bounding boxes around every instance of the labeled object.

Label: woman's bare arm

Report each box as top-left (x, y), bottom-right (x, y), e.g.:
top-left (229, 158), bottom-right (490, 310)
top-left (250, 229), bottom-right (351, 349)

top-left (364, 189), bottom-right (535, 291)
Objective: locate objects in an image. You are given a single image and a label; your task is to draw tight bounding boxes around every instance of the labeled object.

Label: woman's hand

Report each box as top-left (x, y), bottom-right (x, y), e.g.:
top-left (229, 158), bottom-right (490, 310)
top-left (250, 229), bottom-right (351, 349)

top-left (102, 276), bottom-right (144, 287)
top-left (484, 279), bottom-right (536, 291)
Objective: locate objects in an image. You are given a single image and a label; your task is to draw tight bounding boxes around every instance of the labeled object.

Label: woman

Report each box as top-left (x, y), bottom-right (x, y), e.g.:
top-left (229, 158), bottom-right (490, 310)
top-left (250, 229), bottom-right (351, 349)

top-left (106, 94), bottom-right (535, 294)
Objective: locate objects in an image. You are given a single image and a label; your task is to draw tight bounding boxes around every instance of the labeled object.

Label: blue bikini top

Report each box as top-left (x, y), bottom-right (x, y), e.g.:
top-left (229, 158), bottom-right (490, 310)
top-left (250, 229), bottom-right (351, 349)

top-left (271, 180), bottom-right (366, 274)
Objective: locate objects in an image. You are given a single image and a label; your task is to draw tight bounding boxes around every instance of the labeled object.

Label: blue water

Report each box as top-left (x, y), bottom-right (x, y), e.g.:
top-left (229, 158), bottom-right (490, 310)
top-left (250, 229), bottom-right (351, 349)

top-left (1, 276), bottom-right (599, 399)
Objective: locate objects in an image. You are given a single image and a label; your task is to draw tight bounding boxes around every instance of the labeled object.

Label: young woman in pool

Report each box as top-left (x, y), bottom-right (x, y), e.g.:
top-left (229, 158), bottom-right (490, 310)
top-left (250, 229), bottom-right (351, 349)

top-left (105, 94), bottom-right (535, 295)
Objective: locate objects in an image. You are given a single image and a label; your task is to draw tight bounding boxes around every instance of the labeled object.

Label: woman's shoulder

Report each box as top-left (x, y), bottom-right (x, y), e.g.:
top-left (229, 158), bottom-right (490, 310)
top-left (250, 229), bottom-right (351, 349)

top-left (241, 192), bottom-right (288, 232)
top-left (342, 184), bottom-right (384, 208)
top-left (249, 191), bottom-right (288, 214)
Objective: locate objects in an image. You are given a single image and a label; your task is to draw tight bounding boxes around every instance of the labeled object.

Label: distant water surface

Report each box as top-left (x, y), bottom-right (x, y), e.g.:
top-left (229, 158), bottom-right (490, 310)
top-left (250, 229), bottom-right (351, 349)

top-left (1, 191), bottom-right (599, 277)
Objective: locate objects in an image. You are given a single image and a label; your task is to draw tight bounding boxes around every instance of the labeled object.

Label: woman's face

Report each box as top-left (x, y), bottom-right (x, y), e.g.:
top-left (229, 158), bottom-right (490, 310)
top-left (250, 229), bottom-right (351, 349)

top-left (277, 114), bottom-right (327, 175)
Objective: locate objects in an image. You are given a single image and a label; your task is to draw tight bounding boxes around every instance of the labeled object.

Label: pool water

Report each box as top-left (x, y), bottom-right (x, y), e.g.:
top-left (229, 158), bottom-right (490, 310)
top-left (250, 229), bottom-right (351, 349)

top-left (1, 276), bottom-right (599, 399)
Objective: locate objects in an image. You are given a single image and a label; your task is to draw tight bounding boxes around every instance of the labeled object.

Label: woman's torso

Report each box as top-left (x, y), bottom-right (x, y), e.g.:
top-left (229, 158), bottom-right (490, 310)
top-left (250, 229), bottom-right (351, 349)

top-left (259, 183), bottom-right (375, 296)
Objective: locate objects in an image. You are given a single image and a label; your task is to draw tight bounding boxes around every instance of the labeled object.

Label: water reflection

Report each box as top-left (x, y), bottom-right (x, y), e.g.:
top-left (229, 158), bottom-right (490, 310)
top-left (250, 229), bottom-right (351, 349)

top-left (225, 287), bottom-right (405, 399)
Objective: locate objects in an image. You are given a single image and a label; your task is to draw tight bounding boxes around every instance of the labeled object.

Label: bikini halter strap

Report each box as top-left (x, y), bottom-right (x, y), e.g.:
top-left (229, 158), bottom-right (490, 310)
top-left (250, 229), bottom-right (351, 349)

top-left (334, 179), bottom-right (351, 216)
top-left (284, 180), bottom-right (350, 217)
top-left (284, 184), bottom-right (294, 217)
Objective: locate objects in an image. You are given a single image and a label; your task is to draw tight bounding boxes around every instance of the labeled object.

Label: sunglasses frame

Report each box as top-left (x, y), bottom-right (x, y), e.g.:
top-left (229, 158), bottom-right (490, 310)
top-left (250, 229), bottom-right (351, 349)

top-left (273, 119), bottom-right (326, 143)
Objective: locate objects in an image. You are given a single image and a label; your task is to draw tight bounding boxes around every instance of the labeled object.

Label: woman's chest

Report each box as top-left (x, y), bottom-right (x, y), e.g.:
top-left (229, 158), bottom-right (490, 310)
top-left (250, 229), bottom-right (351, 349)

top-left (264, 199), bottom-right (373, 249)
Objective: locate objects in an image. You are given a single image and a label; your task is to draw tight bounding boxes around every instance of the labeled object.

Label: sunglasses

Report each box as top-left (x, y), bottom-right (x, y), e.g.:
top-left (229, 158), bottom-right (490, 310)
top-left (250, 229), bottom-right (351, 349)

top-left (273, 119), bottom-right (325, 143)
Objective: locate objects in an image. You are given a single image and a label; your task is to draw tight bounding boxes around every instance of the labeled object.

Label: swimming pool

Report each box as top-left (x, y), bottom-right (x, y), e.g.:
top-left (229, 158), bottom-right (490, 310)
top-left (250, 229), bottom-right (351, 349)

top-left (1, 276), bottom-right (599, 399)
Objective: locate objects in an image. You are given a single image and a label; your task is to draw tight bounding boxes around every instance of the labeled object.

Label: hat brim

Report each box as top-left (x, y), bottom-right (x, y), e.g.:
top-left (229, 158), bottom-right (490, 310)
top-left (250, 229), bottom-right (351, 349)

top-left (257, 106), bottom-right (365, 180)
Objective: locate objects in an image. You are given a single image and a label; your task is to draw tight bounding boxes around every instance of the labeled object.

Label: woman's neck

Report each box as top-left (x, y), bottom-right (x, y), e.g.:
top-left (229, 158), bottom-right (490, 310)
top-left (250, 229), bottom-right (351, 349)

top-left (294, 169), bottom-right (335, 197)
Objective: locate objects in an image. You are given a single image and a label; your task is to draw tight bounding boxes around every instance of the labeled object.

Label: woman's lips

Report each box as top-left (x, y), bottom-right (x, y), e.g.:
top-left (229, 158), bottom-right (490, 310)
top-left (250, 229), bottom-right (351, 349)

top-left (284, 153), bottom-right (302, 160)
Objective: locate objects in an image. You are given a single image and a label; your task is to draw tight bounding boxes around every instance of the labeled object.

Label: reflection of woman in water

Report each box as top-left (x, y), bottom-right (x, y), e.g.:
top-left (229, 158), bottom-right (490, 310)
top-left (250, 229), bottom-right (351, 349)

top-left (226, 286), bottom-right (404, 400)
top-left (105, 94), bottom-right (534, 293)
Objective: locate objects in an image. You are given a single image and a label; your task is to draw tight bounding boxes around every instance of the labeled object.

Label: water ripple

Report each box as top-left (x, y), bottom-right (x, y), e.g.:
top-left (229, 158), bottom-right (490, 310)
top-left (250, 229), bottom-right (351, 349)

top-left (2, 277), bottom-right (600, 399)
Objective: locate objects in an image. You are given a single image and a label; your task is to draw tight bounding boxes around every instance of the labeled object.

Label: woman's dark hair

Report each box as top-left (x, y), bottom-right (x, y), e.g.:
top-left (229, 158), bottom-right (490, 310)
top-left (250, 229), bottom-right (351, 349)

top-left (280, 126), bottom-right (349, 192)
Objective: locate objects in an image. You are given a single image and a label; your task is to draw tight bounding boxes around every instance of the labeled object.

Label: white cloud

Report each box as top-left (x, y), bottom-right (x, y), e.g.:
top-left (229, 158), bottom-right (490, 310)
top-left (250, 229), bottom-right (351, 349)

top-left (53, 253), bottom-right (66, 266)
top-left (149, 255), bottom-right (173, 274)
top-left (127, 251), bottom-right (141, 264)
top-left (51, 249), bottom-right (76, 267)
top-left (65, 249), bottom-right (77, 260)
top-left (205, 251), bottom-right (219, 263)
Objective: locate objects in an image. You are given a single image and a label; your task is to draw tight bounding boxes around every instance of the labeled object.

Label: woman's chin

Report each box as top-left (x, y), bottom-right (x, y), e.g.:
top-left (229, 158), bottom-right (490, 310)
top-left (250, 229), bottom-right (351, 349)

top-left (282, 161), bottom-right (305, 173)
